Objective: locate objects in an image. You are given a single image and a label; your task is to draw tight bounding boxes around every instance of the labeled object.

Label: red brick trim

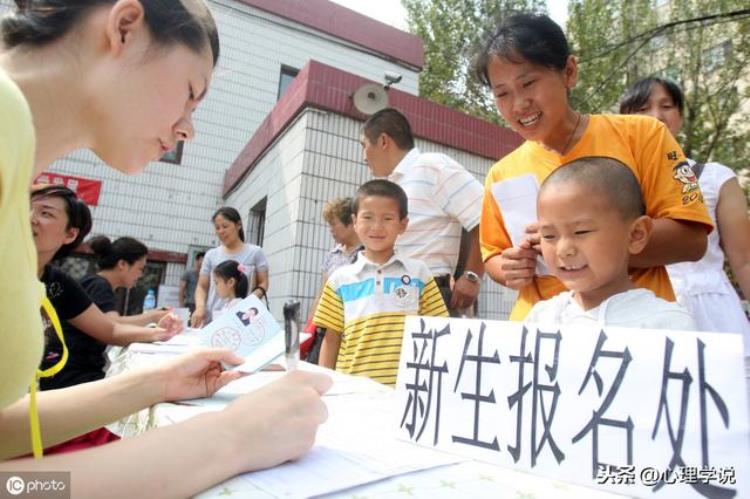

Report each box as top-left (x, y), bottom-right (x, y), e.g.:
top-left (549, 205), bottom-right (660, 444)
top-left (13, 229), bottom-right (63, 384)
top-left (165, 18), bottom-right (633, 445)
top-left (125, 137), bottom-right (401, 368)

top-left (74, 244), bottom-right (187, 264)
top-left (236, 0), bottom-right (423, 69)
top-left (223, 60), bottom-right (523, 196)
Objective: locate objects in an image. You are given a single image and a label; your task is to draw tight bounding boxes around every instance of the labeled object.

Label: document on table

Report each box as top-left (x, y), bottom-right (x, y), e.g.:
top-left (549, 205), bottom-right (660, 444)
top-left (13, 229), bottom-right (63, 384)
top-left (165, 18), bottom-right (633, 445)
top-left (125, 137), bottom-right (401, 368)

top-left (491, 173), bottom-right (549, 276)
top-left (234, 392), bottom-right (464, 499)
top-left (200, 295), bottom-right (284, 372)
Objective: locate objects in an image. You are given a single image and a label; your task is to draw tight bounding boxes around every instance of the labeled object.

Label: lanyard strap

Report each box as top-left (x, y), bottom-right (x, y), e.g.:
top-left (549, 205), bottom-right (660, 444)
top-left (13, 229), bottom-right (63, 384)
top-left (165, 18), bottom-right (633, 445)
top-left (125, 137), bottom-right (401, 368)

top-left (29, 297), bottom-right (69, 458)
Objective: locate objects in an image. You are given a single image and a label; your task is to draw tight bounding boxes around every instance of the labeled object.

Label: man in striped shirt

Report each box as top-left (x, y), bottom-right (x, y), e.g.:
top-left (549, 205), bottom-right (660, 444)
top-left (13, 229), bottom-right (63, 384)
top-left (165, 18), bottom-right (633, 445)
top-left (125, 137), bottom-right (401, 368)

top-left (313, 180), bottom-right (448, 385)
top-left (360, 108), bottom-right (485, 315)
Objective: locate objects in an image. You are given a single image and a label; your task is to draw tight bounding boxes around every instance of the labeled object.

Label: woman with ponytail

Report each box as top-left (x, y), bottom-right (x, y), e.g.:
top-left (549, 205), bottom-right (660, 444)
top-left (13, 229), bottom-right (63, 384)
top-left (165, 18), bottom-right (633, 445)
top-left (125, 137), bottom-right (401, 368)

top-left (0, 1), bottom-right (329, 494)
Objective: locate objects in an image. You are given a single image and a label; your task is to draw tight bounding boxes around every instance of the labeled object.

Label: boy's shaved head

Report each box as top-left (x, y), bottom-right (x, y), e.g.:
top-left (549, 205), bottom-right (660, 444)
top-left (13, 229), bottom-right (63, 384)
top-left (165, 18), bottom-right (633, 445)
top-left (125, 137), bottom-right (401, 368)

top-left (540, 157), bottom-right (646, 220)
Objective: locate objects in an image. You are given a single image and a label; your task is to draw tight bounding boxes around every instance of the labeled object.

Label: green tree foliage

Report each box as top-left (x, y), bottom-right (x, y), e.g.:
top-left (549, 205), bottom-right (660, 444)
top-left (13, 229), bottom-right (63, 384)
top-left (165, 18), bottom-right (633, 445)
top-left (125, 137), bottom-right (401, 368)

top-left (567, 0), bottom-right (750, 171)
top-left (403, 0), bottom-right (546, 123)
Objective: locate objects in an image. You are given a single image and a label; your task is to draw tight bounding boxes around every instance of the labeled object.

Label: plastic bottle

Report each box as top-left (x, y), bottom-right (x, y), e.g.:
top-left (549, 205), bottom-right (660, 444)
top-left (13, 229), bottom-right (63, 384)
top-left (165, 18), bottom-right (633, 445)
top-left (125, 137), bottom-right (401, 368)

top-left (143, 288), bottom-right (157, 310)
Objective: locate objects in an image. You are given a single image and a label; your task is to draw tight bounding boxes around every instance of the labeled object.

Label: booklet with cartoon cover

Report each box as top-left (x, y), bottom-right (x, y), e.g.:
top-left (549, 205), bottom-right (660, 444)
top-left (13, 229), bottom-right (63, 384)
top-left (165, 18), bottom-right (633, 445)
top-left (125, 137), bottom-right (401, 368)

top-left (199, 295), bottom-right (284, 372)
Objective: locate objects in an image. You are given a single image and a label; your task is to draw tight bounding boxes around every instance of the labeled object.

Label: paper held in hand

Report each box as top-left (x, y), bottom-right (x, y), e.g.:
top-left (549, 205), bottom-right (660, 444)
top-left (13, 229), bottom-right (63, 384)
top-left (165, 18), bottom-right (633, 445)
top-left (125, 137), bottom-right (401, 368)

top-left (199, 295), bottom-right (284, 372)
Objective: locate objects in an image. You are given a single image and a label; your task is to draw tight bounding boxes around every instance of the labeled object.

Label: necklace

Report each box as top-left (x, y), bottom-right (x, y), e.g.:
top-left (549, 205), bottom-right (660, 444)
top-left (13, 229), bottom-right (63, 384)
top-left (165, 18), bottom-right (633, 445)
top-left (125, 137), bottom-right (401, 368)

top-left (560, 111), bottom-right (582, 155)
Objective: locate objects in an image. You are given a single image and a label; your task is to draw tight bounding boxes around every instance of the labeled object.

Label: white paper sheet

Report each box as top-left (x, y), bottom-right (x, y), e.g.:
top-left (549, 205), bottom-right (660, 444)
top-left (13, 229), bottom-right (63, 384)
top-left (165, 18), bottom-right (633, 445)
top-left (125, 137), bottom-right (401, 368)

top-left (491, 174), bottom-right (549, 275)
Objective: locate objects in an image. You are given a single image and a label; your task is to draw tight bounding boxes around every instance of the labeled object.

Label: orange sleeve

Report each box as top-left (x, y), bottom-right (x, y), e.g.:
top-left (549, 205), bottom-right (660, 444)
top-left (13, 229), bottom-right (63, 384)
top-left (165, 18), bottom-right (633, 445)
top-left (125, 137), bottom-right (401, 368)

top-left (479, 164), bottom-right (514, 261)
top-left (634, 119), bottom-right (713, 232)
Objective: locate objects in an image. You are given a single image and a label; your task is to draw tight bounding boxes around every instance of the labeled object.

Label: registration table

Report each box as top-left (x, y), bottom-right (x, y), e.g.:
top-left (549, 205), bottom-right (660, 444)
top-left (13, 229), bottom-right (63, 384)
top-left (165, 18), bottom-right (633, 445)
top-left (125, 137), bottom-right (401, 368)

top-left (106, 342), bottom-right (627, 499)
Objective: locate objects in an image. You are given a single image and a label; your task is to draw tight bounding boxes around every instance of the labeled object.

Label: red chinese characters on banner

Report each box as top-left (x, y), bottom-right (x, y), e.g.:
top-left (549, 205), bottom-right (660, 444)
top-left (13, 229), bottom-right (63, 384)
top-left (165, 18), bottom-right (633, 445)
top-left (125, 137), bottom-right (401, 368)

top-left (33, 172), bottom-right (102, 206)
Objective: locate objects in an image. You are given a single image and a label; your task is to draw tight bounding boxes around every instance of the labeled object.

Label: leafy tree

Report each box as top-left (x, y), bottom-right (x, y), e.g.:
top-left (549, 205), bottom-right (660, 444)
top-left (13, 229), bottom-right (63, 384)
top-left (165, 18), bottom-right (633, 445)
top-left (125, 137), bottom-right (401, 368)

top-left (405, 0), bottom-right (749, 173)
top-left (403, 0), bottom-right (546, 123)
top-left (567, 0), bottom-right (750, 171)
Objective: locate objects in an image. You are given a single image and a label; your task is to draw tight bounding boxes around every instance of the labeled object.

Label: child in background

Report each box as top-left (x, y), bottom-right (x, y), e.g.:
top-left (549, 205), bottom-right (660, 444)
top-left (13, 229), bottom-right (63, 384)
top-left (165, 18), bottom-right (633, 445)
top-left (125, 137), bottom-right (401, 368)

top-left (526, 156), bottom-right (696, 330)
top-left (212, 261), bottom-right (249, 317)
top-left (313, 180), bottom-right (449, 385)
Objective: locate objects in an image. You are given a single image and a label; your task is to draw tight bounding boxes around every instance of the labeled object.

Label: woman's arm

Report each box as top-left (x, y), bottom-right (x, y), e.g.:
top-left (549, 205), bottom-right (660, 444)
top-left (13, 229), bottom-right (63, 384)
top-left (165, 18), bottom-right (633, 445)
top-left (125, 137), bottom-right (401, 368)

top-left (191, 273), bottom-right (211, 327)
top-left (717, 178), bottom-right (750, 299)
top-left (0, 349), bottom-right (244, 458)
top-left (108, 308), bottom-right (169, 327)
top-left (1, 364), bottom-right (331, 499)
top-left (69, 304), bottom-right (174, 346)
top-left (253, 271), bottom-right (269, 298)
top-left (629, 219), bottom-right (707, 268)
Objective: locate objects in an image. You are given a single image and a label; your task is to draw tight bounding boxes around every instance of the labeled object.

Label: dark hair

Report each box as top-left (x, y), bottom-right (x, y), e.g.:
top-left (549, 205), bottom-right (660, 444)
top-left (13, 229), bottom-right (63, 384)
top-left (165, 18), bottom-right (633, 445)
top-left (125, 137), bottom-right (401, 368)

top-left (473, 12), bottom-right (570, 87)
top-left (362, 108), bottom-right (415, 151)
top-left (31, 185), bottom-right (92, 261)
top-left (540, 156), bottom-right (646, 220)
top-left (89, 235), bottom-right (148, 270)
top-left (619, 77), bottom-right (685, 116)
top-left (322, 197), bottom-right (355, 226)
top-left (1, 0), bottom-right (220, 66)
top-left (213, 260), bottom-right (248, 299)
top-left (353, 179), bottom-right (408, 220)
top-left (195, 251), bottom-right (205, 260)
top-left (212, 206), bottom-right (245, 242)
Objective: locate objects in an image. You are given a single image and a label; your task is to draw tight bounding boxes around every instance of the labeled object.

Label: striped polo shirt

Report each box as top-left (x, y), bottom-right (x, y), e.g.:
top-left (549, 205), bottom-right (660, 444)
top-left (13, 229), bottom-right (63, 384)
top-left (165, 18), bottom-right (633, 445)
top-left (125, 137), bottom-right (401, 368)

top-left (388, 148), bottom-right (484, 277)
top-left (313, 252), bottom-right (448, 385)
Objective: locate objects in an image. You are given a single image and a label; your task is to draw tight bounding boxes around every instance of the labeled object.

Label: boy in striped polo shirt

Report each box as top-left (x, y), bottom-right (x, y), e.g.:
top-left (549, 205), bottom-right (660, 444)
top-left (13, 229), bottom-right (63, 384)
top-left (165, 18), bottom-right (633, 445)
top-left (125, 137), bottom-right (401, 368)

top-left (313, 180), bottom-right (448, 386)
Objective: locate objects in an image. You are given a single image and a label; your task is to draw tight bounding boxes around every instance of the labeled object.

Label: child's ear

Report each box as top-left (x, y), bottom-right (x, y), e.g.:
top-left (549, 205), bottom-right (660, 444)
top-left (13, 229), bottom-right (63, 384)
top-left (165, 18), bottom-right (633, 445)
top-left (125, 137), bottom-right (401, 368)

top-left (628, 215), bottom-right (652, 255)
top-left (398, 216), bottom-right (409, 234)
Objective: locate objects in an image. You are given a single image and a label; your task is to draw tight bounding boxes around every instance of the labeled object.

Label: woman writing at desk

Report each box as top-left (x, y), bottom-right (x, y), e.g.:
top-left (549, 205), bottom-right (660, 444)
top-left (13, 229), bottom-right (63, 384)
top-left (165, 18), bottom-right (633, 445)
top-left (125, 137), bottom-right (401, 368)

top-left (0, 1), bottom-right (330, 496)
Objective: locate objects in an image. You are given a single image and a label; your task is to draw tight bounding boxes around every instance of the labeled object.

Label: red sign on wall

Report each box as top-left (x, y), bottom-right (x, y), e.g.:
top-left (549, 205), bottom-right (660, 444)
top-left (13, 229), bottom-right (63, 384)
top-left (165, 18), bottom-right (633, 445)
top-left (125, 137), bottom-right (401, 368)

top-left (33, 172), bottom-right (102, 206)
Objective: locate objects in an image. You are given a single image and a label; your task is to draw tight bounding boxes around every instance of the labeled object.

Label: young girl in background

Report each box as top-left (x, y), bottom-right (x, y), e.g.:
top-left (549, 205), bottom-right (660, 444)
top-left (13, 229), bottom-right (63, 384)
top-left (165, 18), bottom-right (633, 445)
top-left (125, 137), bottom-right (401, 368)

top-left (212, 260), bottom-right (249, 317)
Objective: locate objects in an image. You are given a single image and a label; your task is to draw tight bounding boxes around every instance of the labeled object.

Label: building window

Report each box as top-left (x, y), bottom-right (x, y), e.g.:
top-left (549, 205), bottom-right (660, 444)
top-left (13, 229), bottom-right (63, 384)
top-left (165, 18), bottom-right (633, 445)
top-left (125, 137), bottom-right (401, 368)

top-left (277, 65), bottom-right (300, 101)
top-left (248, 197), bottom-right (267, 247)
top-left (160, 141), bottom-right (184, 165)
top-left (703, 41), bottom-right (731, 73)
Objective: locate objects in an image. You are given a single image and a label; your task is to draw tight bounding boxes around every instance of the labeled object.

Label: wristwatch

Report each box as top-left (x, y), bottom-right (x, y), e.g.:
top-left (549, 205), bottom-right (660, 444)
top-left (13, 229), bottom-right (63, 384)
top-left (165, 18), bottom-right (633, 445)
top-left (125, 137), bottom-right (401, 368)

top-left (463, 270), bottom-right (480, 283)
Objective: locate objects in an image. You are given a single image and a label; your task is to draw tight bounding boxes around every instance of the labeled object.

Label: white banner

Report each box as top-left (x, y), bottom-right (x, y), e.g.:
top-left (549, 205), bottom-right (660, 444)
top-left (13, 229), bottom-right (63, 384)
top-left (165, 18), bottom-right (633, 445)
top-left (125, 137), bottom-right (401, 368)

top-left (395, 317), bottom-right (749, 498)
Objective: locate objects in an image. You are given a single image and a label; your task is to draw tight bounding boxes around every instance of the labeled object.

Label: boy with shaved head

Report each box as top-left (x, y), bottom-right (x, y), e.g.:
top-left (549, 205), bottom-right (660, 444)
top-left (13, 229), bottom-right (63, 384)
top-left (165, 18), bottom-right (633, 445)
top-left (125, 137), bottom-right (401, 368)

top-left (526, 156), bottom-right (696, 330)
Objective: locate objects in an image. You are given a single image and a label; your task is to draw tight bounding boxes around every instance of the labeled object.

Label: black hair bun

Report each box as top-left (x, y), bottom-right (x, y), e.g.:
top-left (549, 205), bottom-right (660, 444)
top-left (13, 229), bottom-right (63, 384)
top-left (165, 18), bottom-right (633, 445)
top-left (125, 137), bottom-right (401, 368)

top-left (88, 235), bottom-right (112, 256)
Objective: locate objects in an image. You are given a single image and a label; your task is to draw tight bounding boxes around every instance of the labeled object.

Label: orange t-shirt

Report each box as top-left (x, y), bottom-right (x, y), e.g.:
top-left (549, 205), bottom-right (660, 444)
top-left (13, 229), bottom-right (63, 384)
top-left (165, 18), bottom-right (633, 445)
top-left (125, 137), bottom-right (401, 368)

top-left (480, 114), bottom-right (713, 320)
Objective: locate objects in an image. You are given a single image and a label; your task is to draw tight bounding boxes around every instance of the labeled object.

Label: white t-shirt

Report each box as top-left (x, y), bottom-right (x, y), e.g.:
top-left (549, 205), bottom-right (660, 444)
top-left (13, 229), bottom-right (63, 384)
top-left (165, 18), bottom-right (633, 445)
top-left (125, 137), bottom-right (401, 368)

top-left (200, 244), bottom-right (268, 323)
top-left (668, 160), bottom-right (738, 295)
top-left (388, 148), bottom-right (484, 277)
top-left (525, 288), bottom-right (697, 331)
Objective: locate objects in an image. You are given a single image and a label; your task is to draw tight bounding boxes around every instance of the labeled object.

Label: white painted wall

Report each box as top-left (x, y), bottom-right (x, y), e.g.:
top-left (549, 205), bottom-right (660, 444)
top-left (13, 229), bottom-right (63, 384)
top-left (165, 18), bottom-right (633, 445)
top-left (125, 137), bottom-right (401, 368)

top-left (0, 0), bottom-right (420, 286)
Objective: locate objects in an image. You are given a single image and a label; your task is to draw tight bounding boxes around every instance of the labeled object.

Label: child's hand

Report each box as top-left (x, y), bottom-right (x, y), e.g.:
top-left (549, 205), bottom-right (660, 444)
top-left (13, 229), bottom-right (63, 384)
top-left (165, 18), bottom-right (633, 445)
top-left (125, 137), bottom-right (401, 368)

top-left (499, 239), bottom-right (538, 290)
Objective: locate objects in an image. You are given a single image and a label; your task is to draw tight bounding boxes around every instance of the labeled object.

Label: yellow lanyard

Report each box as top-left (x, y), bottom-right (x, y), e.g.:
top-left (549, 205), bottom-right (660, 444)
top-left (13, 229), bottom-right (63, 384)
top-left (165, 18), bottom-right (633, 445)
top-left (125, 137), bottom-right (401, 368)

top-left (29, 297), bottom-right (69, 458)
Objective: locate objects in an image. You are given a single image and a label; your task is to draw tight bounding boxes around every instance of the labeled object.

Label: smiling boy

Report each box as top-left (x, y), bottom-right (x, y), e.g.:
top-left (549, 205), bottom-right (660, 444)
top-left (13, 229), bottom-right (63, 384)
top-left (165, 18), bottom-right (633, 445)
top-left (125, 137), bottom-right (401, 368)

top-left (313, 180), bottom-right (448, 385)
top-left (526, 157), bottom-right (696, 329)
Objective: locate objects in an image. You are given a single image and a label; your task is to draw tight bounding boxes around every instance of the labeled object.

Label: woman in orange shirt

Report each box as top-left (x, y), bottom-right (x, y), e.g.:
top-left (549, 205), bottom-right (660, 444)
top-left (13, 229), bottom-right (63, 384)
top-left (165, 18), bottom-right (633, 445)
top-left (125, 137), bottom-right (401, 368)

top-left (474, 13), bottom-right (712, 320)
